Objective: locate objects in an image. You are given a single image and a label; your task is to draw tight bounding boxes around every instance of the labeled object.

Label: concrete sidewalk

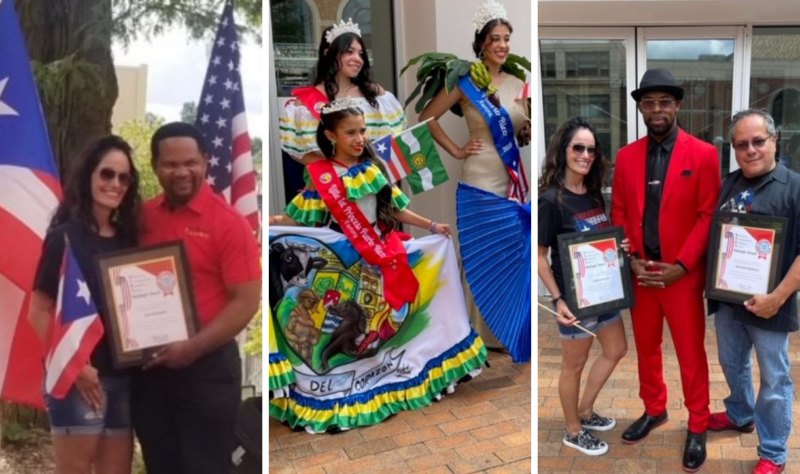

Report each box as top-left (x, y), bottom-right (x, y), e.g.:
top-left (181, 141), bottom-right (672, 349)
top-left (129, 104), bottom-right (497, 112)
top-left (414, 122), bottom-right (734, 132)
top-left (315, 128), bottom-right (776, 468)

top-left (269, 351), bottom-right (531, 474)
top-left (537, 301), bottom-right (800, 473)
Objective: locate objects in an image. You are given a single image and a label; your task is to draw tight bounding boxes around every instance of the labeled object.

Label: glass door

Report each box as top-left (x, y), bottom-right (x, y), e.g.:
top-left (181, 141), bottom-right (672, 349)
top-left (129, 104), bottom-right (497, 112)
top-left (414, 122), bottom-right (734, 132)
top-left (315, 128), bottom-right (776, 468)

top-left (638, 27), bottom-right (746, 175)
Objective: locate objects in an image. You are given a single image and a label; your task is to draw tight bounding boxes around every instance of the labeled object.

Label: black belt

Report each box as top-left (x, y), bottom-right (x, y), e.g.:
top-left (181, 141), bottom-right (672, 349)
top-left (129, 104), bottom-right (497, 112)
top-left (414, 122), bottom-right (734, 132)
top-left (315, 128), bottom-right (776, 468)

top-left (328, 221), bottom-right (377, 234)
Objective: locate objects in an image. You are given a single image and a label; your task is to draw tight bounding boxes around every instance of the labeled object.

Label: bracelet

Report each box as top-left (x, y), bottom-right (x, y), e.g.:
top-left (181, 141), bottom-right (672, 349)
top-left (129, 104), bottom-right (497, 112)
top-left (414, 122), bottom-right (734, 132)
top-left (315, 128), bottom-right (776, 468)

top-left (428, 221), bottom-right (438, 234)
top-left (552, 295), bottom-right (565, 307)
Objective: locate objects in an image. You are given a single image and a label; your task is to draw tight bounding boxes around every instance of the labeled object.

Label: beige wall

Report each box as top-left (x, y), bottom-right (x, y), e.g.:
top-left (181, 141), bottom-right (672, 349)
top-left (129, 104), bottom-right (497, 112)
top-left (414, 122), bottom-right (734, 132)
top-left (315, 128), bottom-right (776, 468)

top-left (398, 0), bottom-right (532, 239)
top-left (112, 64), bottom-right (148, 131)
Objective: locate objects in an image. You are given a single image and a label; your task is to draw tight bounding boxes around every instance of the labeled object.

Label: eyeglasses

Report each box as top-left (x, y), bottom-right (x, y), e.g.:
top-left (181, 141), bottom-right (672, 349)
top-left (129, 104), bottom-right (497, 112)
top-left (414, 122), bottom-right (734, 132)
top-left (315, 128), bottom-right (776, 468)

top-left (570, 144), bottom-right (597, 157)
top-left (639, 99), bottom-right (677, 111)
top-left (732, 135), bottom-right (774, 152)
top-left (98, 168), bottom-right (133, 186)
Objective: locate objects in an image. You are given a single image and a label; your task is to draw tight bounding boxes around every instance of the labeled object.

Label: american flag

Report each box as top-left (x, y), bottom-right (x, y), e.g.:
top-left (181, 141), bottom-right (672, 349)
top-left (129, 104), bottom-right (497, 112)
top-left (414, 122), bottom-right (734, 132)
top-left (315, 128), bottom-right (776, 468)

top-left (0, 0), bottom-right (62, 408)
top-left (195, 0), bottom-right (259, 231)
top-left (44, 241), bottom-right (104, 398)
top-left (372, 134), bottom-right (411, 183)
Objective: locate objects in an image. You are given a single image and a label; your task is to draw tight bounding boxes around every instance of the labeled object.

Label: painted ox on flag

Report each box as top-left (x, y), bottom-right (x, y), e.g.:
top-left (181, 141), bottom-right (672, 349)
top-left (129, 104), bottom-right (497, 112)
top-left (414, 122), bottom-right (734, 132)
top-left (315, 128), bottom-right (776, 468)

top-left (0, 0), bottom-right (62, 408)
top-left (267, 227), bottom-right (487, 433)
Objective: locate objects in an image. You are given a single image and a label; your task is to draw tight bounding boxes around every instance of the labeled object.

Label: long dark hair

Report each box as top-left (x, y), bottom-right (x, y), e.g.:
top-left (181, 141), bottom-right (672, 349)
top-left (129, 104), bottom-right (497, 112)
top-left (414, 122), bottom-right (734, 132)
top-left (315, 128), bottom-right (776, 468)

top-left (538, 117), bottom-right (607, 208)
top-left (49, 135), bottom-right (141, 246)
top-left (313, 32), bottom-right (380, 109)
top-left (472, 18), bottom-right (514, 58)
top-left (316, 105), bottom-right (398, 231)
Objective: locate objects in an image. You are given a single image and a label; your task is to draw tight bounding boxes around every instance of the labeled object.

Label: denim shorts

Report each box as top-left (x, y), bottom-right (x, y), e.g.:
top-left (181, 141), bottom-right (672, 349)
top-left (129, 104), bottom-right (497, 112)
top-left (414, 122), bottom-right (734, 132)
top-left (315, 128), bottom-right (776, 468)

top-left (44, 376), bottom-right (132, 437)
top-left (558, 312), bottom-right (621, 339)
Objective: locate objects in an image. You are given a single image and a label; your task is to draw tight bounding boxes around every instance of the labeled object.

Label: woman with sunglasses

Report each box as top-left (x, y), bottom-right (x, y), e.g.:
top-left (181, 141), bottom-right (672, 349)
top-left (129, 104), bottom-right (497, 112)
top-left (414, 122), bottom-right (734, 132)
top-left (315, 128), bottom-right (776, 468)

top-left (29, 135), bottom-right (140, 474)
top-left (537, 117), bottom-right (628, 456)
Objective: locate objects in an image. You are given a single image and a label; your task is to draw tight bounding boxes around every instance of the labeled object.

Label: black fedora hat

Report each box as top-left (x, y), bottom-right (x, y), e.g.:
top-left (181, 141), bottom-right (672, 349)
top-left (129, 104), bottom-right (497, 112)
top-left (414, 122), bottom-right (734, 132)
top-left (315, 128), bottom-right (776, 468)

top-left (631, 68), bottom-right (684, 101)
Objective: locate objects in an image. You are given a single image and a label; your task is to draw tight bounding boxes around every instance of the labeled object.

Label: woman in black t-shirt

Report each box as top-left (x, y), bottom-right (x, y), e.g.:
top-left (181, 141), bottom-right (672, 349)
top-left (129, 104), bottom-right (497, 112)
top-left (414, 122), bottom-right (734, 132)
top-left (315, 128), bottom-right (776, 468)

top-left (537, 117), bottom-right (628, 456)
top-left (29, 136), bottom-right (140, 474)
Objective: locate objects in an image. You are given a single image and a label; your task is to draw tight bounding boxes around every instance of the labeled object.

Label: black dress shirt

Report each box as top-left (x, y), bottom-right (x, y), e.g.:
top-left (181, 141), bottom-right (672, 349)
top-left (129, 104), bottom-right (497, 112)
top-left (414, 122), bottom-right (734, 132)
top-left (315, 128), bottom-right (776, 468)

top-left (643, 127), bottom-right (679, 261)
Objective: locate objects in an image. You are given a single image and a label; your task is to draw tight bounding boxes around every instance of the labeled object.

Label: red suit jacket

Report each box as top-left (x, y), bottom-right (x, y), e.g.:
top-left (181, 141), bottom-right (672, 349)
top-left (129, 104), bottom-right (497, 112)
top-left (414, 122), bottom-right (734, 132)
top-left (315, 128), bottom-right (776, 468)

top-left (611, 129), bottom-right (721, 288)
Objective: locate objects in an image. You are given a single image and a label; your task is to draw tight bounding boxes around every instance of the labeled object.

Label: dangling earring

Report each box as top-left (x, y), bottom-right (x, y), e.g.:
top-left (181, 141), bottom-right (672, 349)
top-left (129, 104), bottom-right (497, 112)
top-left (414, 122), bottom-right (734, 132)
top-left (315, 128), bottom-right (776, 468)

top-left (331, 139), bottom-right (337, 156)
top-left (329, 66), bottom-right (336, 75)
top-left (479, 49), bottom-right (486, 60)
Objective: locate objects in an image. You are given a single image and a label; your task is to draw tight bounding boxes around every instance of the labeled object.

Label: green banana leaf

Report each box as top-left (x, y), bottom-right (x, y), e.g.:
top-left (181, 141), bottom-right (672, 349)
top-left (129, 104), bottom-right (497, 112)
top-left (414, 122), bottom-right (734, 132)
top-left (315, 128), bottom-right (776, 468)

top-left (401, 52), bottom-right (531, 118)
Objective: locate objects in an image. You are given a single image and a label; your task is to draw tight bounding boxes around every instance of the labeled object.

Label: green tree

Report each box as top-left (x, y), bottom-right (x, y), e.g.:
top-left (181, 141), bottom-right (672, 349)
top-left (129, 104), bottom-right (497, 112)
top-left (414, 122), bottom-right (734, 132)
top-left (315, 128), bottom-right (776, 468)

top-left (14, 0), bottom-right (262, 176)
top-left (180, 101), bottom-right (198, 124)
top-left (117, 117), bottom-right (165, 200)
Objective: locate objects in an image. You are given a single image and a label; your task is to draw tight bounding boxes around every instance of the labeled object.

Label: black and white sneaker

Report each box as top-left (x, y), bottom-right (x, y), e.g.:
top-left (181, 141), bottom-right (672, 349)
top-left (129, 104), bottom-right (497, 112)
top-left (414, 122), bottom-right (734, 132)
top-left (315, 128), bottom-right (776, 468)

top-left (562, 428), bottom-right (609, 456)
top-left (581, 412), bottom-right (616, 432)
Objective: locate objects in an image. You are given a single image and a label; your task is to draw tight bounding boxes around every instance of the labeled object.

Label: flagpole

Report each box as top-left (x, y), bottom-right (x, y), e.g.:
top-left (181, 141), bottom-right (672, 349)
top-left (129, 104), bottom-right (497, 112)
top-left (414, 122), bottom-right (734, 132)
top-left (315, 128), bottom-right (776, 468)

top-left (536, 302), bottom-right (597, 338)
top-left (402, 117), bottom-right (434, 134)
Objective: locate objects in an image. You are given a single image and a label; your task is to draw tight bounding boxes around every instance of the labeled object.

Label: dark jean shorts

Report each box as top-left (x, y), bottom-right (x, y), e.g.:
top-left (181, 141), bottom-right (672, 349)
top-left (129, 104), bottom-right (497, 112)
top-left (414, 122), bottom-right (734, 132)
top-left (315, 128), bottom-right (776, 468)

top-left (558, 312), bottom-right (621, 339)
top-left (44, 376), bottom-right (132, 437)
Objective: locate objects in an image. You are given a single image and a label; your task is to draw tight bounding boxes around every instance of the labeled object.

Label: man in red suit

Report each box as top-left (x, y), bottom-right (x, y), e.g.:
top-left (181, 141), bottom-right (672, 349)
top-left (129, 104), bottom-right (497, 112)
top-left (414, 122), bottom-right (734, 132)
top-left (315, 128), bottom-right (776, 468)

top-left (611, 68), bottom-right (721, 472)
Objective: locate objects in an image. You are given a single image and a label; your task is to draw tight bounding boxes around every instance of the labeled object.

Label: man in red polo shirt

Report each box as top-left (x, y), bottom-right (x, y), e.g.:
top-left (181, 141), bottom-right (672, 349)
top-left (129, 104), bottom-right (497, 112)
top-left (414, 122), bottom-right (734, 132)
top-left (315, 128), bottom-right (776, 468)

top-left (132, 122), bottom-right (261, 474)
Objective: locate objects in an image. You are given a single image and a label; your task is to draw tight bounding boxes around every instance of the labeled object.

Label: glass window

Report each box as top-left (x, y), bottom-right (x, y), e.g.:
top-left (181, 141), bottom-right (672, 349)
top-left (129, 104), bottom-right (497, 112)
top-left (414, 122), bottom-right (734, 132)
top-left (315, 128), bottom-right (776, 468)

top-left (566, 51), bottom-right (610, 78)
top-left (750, 27), bottom-right (800, 172)
top-left (343, 0), bottom-right (372, 47)
top-left (541, 52), bottom-right (556, 78)
top-left (540, 39), bottom-right (627, 177)
top-left (271, 0), bottom-right (316, 97)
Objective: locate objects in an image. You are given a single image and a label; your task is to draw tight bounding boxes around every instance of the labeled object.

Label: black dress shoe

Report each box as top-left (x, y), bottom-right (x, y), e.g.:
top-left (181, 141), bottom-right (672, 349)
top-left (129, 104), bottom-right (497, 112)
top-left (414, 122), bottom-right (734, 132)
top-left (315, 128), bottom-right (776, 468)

top-left (682, 430), bottom-right (706, 472)
top-left (621, 411), bottom-right (668, 443)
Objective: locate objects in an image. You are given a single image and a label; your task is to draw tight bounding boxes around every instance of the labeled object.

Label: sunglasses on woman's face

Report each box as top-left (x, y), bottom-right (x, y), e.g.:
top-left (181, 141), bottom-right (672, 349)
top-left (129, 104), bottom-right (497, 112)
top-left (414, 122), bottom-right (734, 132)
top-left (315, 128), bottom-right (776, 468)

top-left (98, 168), bottom-right (132, 187)
top-left (570, 144), bottom-right (597, 158)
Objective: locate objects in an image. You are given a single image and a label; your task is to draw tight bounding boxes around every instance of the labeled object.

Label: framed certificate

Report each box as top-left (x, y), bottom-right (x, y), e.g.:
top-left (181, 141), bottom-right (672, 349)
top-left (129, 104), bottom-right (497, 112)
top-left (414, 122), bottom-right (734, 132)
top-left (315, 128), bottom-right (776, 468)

top-left (705, 212), bottom-right (788, 305)
top-left (95, 241), bottom-right (200, 368)
top-left (556, 227), bottom-right (635, 319)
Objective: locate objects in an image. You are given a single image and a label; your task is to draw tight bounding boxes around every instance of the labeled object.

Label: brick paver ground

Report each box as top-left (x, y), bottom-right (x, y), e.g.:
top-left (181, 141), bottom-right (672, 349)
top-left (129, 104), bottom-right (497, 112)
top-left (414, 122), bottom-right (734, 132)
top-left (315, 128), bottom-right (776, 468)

top-left (537, 299), bottom-right (800, 474)
top-left (269, 351), bottom-right (532, 474)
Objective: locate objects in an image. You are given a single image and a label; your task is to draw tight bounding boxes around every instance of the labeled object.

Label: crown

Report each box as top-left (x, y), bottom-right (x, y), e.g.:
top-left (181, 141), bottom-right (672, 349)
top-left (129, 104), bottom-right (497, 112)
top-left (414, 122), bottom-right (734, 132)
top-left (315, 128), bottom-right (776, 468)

top-left (321, 98), bottom-right (362, 115)
top-left (326, 18), bottom-right (361, 44)
top-left (472, 0), bottom-right (508, 32)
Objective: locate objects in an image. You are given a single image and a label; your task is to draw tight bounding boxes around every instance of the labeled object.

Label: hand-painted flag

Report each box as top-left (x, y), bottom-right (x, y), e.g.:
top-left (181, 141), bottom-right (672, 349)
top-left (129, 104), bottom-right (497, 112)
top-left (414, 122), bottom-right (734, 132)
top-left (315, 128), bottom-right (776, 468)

top-left (516, 81), bottom-right (530, 101)
top-left (0, 0), bottom-right (62, 408)
top-left (395, 121), bottom-right (449, 194)
top-left (372, 134), bottom-right (410, 183)
top-left (195, 0), bottom-right (260, 231)
top-left (44, 241), bottom-right (104, 399)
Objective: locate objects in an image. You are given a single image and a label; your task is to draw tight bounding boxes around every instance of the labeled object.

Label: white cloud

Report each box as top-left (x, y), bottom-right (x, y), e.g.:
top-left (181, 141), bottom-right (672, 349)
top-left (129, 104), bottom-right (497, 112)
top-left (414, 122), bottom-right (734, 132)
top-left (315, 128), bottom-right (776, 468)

top-left (112, 24), bottom-right (263, 137)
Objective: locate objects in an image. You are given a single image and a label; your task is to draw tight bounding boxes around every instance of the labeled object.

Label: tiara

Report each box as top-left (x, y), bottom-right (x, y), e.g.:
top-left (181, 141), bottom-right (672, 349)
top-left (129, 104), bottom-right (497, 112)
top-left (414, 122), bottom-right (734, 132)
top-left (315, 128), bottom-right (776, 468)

top-left (326, 18), bottom-right (361, 44)
top-left (321, 98), bottom-right (362, 115)
top-left (472, 0), bottom-right (508, 31)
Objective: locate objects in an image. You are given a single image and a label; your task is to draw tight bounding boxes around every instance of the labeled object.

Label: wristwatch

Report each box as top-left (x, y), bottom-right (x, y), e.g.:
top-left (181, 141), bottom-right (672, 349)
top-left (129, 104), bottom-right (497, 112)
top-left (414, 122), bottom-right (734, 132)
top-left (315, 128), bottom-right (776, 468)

top-left (552, 295), bottom-right (566, 307)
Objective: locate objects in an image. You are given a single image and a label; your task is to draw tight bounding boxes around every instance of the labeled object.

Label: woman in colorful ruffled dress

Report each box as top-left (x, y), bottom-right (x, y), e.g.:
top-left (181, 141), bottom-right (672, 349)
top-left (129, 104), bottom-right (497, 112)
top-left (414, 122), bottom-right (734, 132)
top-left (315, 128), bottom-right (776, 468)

top-left (271, 18), bottom-right (407, 401)
top-left (279, 19), bottom-right (406, 167)
top-left (413, 0), bottom-right (530, 351)
top-left (268, 100), bottom-right (487, 433)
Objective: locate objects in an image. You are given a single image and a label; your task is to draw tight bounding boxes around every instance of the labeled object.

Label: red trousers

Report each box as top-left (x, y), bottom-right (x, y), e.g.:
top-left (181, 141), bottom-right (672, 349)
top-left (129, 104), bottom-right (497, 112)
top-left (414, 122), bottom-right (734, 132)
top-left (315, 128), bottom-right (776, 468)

top-left (630, 281), bottom-right (710, 433)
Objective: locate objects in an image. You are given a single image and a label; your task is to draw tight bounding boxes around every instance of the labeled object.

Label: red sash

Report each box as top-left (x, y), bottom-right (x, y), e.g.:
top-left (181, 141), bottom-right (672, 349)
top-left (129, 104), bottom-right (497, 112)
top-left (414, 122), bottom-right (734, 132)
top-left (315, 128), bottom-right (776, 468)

top-left (308, 160), bottom-right (419, 310)
top-left (291, 86), bottom-right (329, 120)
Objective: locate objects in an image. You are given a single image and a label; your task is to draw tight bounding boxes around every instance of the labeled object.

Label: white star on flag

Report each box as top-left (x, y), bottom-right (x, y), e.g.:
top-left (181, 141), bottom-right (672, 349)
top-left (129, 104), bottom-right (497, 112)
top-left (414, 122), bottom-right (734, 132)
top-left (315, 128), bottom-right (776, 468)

top-left (217, 37), bottom-right (226, 47)
top-left (216, 117), bottom-right (227, 128)
top-left (200, 113), bottom-right (210, 124)
top-left (740, 190), bottom-right (750, 199)
top-left (224, 79), bottom-right (233, 90)
top-left (220, 98), bottom-right (230, 109)
top-left (213, 136), bottom-right (224, 148)
top-left (0, 77), bottom-right (19, 116)
top-left (208, 75), bottom-right (217, 85)
top-left (204, 94), bottom-right (213, 105)
top-left (207, 175), bottom-right (216, 186)
top-left (212, 56), bottom-right (221, 66)
top-left (76, 280), bottom-right (91, 305)
top-left (376, 142), bottom-right (387, 154)
top-left (210, 156), bottom-right (220, 167)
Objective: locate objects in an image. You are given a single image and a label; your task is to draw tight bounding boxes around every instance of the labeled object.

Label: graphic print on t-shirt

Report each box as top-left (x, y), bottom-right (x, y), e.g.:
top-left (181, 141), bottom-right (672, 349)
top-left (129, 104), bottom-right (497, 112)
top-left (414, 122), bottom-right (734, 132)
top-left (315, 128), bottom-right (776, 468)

top-left (573, 208), bottom-right (611, 232)
top-left (721, 188), bottom-right (754, 213)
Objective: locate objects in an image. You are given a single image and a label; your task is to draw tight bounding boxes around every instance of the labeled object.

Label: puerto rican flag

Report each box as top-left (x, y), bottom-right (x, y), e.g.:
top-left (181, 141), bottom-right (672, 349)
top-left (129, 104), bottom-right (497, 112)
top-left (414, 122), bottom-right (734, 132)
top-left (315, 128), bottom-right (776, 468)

top-left (196, 0), bottom-right (260, 231)
top-left (373, 134), bottom-right (411, 183)
top-left (0, 0), bottom-right (62, 408)
top-left (44, 242), bottom-right (104, 399)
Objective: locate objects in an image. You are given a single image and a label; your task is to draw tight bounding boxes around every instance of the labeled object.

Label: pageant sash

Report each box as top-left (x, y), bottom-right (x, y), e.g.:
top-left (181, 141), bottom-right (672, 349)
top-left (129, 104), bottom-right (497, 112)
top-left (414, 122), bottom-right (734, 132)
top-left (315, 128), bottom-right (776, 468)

top-left (458, 75), bottom-right (529, 202)
top-left (307, 160), bottom-right (419, 310)
top-left (291, 86), bottom-right (329, 120)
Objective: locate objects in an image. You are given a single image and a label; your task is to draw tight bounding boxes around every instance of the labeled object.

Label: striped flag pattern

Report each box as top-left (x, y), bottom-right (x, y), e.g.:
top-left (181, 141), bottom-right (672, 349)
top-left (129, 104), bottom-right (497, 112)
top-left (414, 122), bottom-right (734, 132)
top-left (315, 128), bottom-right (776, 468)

top-left (195, 0), bottom-right (260, 231)
top-left (44, 242), bottom-right (104, 398)
top-left (395, 121), bottom-right (449, 194)
top-left (0, 0), bottom-right (63, 408)
top-left (372, 134), bottom-right (411, 183)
